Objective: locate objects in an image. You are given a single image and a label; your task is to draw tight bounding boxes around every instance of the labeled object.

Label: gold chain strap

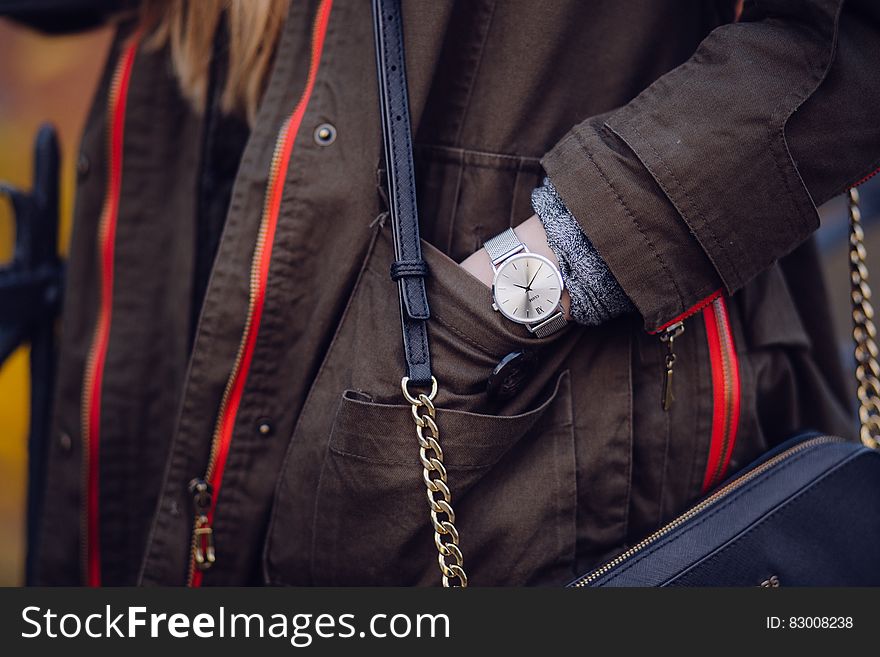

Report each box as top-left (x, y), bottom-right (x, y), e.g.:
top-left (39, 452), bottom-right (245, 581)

top-left (402, 376), bottom-right (469, 587)
top-left (848, 187), bottom-right (880, 449)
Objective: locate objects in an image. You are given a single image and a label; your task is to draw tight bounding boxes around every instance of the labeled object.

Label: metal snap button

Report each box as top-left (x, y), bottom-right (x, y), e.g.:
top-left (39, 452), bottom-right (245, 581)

top-left (257, 419), bottom-right (273, 437)
top-left (314, 123), bottom-right (337, 146)
top-left (486, 350), bottom-right (538, 399)
top-left (58, 431), bottom-right (72, 453)
top-left (76, 153), bottom-right (90, 180)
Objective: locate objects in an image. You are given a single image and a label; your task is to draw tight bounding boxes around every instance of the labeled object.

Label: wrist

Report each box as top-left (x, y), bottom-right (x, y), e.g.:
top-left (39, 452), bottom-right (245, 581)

top-left (459, 215), bottom-right (571, 320)
top-left (514, 216), bottom-right (571, 319)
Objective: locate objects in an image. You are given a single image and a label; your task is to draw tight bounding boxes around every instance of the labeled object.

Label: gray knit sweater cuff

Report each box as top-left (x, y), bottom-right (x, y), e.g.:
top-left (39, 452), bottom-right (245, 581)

top-left (531, 177), bottom-right (634, 326)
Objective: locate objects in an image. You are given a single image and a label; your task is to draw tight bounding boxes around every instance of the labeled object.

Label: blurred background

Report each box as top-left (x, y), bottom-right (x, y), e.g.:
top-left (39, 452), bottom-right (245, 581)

top-left (0, 16), bottom-right (878, 586)
top-left (0, 18), bottom-right (112, 585)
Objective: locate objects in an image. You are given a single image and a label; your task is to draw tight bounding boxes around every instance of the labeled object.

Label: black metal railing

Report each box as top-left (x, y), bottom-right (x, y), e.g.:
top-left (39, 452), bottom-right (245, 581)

top-left (0, 124), bottom-right (64, 584)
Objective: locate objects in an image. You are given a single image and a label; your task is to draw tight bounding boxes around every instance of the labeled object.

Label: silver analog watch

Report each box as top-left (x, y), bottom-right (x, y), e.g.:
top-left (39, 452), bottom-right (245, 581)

top-left (484, 228), bottom-right (567, 337)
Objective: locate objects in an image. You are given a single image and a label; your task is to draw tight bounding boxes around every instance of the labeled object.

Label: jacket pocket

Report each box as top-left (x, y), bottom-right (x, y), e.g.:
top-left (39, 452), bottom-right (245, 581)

top-left (413, 144), bottom-right (544, 262)
top-left (263, 222), bottom-right (581, 586)
top-left (310, 370), bottom-right (575, 585)
top-left (352, 225), bottom-right (575, 414)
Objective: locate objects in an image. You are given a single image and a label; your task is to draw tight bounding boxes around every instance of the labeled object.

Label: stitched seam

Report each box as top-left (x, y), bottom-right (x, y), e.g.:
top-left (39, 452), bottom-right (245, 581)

top-left (652, 289), bottom-right (722, 334)
top-left (508, 160), bottom-right (523, 227)
top-left (415, 143), bottom-right (542, 168)
top-left (432, 310), bottom-right (506, 356)
top-left (626, 122), bottom-right (744, 288)
top-left (767, 3), bottom-right (843, 248)
top-left (573, 129), bottom-right (685, 311)
top-left (446, 153), bottom-right (465, 253)
top-left (835, 158), bottom-right (880, 197)
top-left (385, 11), bottom-right (427, 320)
top-left (452, 0), bottom-right (498, 145)
top-left (384, 21), bottom-right (429, 366)
top-left (406, 317), bottom-right (429, 366)
top-left (620, 327), bottom-right (634, 544)
top-left (328, 445), bottom-right (495, 469)
top-left (768, 89), bottom-right (815, 248)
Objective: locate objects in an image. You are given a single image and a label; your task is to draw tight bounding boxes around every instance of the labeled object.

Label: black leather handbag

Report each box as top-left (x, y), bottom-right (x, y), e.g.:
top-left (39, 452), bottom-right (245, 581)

top-left (373, 0), bottom-right (880, 588)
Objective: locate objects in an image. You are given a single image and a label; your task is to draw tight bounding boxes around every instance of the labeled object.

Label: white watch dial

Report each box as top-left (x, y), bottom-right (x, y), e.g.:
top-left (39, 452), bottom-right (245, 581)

top-left (492, 253), bottom-right (563, 324)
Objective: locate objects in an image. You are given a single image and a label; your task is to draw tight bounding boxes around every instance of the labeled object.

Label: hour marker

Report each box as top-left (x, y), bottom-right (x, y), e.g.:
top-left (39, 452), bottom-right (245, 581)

top-left (512, 263), bottom-right (518, 270)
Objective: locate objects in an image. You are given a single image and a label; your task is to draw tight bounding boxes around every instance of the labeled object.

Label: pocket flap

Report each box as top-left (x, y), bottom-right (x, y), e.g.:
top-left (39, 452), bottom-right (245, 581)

top-left (330, 370), bottom-right (571, 468)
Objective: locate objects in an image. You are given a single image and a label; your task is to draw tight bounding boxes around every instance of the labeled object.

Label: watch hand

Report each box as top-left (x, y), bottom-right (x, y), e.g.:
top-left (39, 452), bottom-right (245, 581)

top-left (526, 263), bottom-right (543, 290)
top-left (512, 284), bottom-right (529, 290)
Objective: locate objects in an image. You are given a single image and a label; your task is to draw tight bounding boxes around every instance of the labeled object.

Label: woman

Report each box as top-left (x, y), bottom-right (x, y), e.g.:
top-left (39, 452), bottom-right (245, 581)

top-left (13, 0), bottom-right (879, 586)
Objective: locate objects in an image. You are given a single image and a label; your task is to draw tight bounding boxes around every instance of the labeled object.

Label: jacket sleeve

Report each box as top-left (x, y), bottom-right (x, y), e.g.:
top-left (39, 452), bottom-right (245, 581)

top-left (540, 0), bottom-right (880, 332)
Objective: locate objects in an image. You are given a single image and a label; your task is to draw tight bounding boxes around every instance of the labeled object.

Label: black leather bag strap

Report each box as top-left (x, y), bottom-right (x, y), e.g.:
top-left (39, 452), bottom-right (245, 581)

top-left (372, 0), bottom-right (469, 588)
top-left (372, 0), bottom-right (432, 386)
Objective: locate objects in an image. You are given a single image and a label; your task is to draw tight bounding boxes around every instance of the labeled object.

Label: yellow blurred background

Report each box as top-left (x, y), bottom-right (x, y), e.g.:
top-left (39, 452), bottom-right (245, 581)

top-left (0, 18), bottom-right (111, 585)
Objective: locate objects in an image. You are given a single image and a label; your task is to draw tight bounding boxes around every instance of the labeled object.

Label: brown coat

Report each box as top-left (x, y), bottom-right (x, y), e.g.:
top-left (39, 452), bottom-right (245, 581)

top-left (34, 0), bottom-right (879, 586)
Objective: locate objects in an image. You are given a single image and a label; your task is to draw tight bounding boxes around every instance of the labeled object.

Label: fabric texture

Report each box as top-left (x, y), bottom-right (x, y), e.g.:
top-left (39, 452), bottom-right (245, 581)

top-left (531, 177), bottom-right (634, 326)
top-left (541, 0), bottom-right (880, 331)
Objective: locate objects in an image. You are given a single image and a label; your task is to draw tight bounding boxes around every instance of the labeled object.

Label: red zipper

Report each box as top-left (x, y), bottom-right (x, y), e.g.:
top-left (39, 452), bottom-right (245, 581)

top-left (80, 36), bottom-right (140, 588)
top-left (700, 296), bottom-right (741, 493)
top-left (653, 289), bottom-right (722, 335)
top-left (188, 0), bottom-right (334, 587)
top-left (849, 165), bottom-right (880, 190)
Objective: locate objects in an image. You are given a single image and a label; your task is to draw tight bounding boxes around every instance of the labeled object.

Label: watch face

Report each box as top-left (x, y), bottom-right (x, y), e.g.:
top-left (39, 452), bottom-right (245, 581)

top-left (492, 253), bottom-right (563, 324)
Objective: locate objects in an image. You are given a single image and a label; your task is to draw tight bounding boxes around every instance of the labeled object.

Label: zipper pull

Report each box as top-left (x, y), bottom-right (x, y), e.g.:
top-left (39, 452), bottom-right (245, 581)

top-left (660, 322), bottom-right (685, 411)
top-left (188, 478), bottom-right (215, 571)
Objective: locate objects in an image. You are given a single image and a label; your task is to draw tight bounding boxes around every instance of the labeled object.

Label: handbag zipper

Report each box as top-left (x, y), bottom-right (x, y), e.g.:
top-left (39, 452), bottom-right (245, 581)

top-left (700, 296), bottom-right (741, 492)
top-left (80, 36), bottom-right (140, 588)
top-left (570, 434), bottom-right (843, 587)
top-left (186, 0), bottom-right (334, 587)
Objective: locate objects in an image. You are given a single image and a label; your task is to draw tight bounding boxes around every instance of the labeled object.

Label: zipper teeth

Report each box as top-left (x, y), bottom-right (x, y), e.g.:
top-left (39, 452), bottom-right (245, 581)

top-left (184, 126), bottom-right (288, 588)
top-left (653, 289), bottom-right (722, 335)
top-left (80, 38), bottom-right (137, 587)
top-left (187, 0), bottom-right (333, 586)
top-left (850, 166), bottom-right (880, 189)
top-left (204, 125), bottom-right (288, 487)
top-left (186, 77), bottom-right (293, 590)
top-left (572, 435), bottom-right (841, 587)
top-left (706, 297), bottom-right (739, 490)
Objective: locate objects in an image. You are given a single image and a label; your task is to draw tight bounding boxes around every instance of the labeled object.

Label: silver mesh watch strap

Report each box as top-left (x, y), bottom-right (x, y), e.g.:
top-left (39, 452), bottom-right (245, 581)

top-left (530, 310), bottom-right (567, 337)
top-left (484, 227), bottom-right (567, 337)
top-left (484, 227), bottom-right (526, 267)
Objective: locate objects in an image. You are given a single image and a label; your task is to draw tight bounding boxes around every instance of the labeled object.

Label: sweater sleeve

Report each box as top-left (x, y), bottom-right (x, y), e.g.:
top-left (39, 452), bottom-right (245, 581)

top-left (531, 178), bottom-right (634, 326)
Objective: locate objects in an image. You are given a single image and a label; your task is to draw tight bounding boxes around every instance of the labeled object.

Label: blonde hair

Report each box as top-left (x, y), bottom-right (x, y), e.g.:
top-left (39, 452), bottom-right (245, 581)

top-left (141, 0), bottom-right (290, 125)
